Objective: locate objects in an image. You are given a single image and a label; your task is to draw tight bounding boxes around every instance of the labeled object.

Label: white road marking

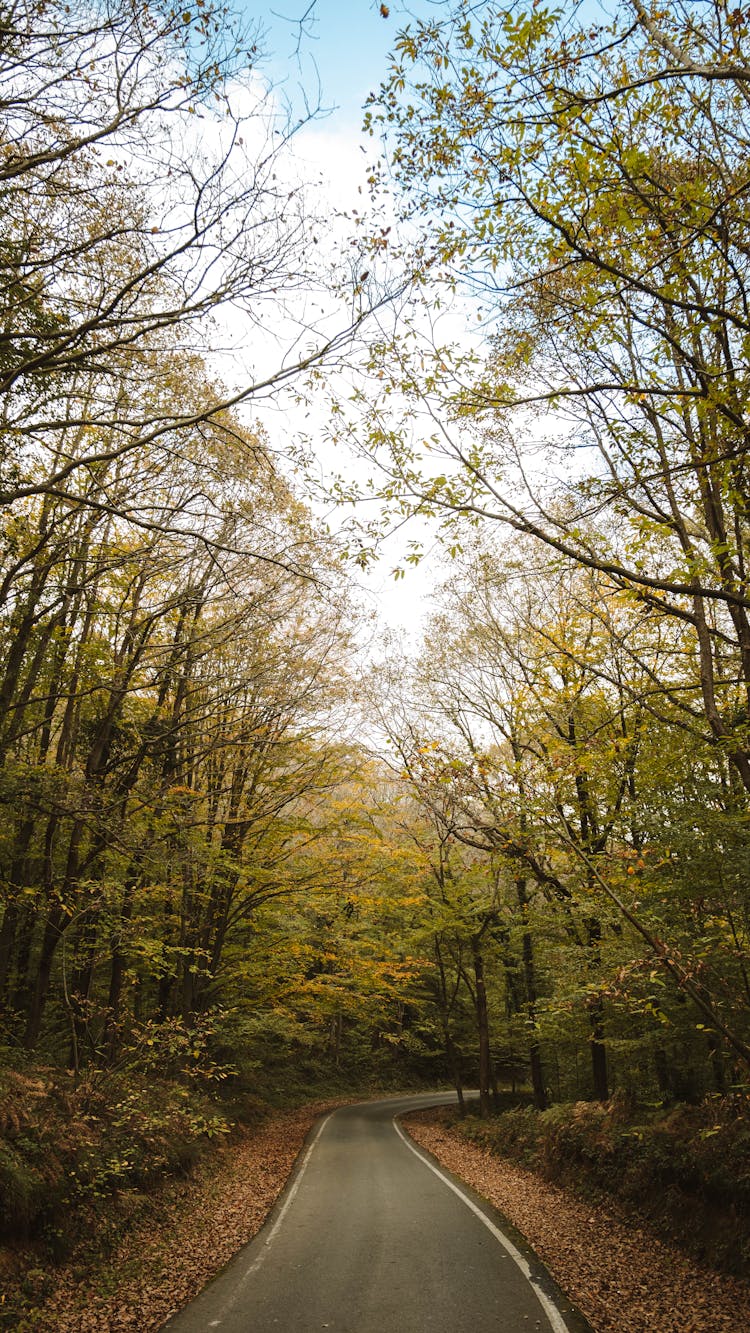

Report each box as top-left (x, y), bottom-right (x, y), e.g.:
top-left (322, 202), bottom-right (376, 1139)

top-left (244, 1111), bottom-right (333, 1277)
top-left (205, 1111), bottom-right (333, 1326)
top-left (392, 1116), bottom-right (571, 1333)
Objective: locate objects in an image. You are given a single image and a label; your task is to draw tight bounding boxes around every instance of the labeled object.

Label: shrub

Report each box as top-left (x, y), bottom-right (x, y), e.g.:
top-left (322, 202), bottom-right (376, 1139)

top-left (453, 1093), bottom-right (750, 1274)
top-left (0, 1064), bottom-right (230, 1249)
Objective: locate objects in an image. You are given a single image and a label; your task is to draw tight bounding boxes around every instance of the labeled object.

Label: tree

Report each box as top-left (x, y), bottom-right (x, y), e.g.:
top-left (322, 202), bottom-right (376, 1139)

top-left (1, 0), bottom-right (386, 526)
top-left (395, 534), bottom-right (750, 1097)
top-left (369, 652), bottom-right (552, 1111)
top-left (361, 0), bottom-right (750, 794)
top-left (0, 360), bottom-right (363, 1062)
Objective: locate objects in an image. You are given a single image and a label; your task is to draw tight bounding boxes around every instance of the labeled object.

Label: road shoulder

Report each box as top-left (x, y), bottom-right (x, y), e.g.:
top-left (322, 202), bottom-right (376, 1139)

top-left (403, 1108), bottom-right (750, 1333)
top-left (3, 1101), bottom-right (340, 1331)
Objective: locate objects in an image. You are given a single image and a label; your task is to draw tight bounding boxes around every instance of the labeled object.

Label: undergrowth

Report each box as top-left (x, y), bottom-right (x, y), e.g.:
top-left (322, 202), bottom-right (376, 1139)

top-left (0, 1063), bottom-right (231, 1258)
top-left (453, 1092), bottom-right (750, 1275)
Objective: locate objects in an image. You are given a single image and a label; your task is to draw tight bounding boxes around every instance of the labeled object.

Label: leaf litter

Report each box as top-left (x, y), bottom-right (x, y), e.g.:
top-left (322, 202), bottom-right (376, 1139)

top-left (403, 1108), bottom-right (750, 1333)
top-left (9, 1096), bottom-right (750, 1332)
top-left (4, 1101), bottom-right (342, 1331)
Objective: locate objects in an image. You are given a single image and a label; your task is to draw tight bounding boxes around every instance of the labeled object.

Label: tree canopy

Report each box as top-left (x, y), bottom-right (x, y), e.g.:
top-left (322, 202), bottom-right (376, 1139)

top-left (3, 0), bottom-right (750, 1162)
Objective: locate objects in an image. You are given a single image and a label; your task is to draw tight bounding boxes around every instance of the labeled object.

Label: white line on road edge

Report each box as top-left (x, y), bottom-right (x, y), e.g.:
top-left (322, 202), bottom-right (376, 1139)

top-left (245, 1110), bottom-right (333, 1276)
top-left (392, 1116), bottom-right (570, 1333)
top-left (206, 1111), bottom-right (333, 1328)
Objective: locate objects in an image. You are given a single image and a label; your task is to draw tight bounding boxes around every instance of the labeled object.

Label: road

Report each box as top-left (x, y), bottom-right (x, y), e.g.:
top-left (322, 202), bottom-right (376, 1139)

top-left (163, 1092), bottom-right (587, 1333)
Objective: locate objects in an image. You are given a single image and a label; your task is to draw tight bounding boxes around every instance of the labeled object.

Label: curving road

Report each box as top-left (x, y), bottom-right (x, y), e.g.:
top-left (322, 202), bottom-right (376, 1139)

top-left (163, 1092), bottom-right (588, 1333)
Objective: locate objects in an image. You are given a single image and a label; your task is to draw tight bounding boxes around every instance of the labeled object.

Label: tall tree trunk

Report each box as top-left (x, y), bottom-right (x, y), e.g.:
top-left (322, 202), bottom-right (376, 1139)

top-left (517, 877), bottom-right (548, 1110)
top-left (25, 818), bottom-right (83, 1046)
top-left (433, 936), bottom-right (465, 1112)
top-left (0, 898), bottom-right (19, 1002)
top-left (1, 816), bottom-right (37, 1000)
top-left (24, 905), bottom-right (65, 1047)
top-left (11, 904), bottom-right (37, 1014)
top-left (106, 877), bottom-right (138, 1057)
top-left (446, 1028), bottom-right (465, 1116)
top-left (471, 933), bottom-right (492, 1118)
top-left (588, 993), bottom-right (609, 1102)
top-left (585, 917), bottom-right (609, 1101)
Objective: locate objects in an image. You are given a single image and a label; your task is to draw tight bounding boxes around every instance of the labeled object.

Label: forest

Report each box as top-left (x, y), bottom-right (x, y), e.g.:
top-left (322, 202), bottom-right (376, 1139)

top-left (2, 0), bottom-right (750, 1325)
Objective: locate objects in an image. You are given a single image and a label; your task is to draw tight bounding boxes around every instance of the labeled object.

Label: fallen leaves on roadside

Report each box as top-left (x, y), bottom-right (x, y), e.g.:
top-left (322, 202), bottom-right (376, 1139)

top-left (404, 1110), bottom-right (750, 1333)
top-left (12, 1101), bottom-right (342, 1332)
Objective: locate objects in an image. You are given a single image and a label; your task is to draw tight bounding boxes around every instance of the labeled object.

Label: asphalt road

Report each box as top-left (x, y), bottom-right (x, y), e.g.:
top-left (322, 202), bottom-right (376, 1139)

top-left (163, 1092), bottom-right (586, 1333)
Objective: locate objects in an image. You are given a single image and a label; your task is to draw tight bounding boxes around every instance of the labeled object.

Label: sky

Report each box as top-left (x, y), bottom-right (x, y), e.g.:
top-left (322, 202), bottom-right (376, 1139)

top-left (231, 0), bottom-right (449, 642)
top-left (248, 0), bottom-right (433, 126)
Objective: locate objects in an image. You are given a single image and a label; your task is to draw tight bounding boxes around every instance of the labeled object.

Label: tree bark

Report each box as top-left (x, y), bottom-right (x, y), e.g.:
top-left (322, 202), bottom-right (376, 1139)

top-left (517, 877), bottom-right (548, 1110)
top-left (472, 933), bottom-right (492, 1118)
